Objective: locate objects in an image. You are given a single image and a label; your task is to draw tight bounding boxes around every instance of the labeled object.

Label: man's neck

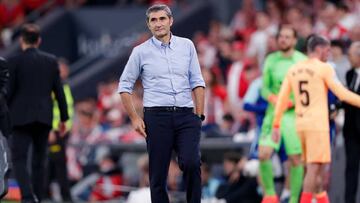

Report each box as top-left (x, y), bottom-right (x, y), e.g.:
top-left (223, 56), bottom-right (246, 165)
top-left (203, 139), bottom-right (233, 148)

top-left (332, 54), bottom-right (343, 61)
top-left (281, 49), bottom-right (295, 58)
top-left (155, 33), bottom-right (171, 44)
top-left (21, 44), bottom-right (38, 51)
top-left (308, 53), bottom-right (322, 62)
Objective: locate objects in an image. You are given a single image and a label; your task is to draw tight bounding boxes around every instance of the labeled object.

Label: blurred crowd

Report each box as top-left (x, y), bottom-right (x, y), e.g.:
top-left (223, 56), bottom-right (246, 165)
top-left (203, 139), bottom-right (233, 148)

top-left (0, 0), bottom-right (183, 48)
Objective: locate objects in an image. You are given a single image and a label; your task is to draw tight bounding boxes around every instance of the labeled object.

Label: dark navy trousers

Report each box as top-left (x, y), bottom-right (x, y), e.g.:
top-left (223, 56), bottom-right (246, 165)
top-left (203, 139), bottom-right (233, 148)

top-left (143, 107), bottom-right (202, 203)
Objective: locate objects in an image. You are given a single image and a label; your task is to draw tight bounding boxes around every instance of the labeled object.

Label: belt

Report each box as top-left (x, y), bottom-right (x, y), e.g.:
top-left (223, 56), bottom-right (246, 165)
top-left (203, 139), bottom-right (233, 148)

top-left (144, 106), bottom-right (193, 112)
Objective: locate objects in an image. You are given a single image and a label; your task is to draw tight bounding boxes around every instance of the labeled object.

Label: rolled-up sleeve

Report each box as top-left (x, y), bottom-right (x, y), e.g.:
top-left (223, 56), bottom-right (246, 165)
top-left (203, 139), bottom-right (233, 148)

top-left (118, 47), bottom-right (141, 94)
top-left (188, 41), bottom-right (205, 89)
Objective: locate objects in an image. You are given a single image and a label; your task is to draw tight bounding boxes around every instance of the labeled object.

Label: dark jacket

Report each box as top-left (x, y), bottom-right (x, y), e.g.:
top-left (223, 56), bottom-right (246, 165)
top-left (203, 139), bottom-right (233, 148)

top-left (343, 68), bottom-right (360, 138)
top-left (0, 58), bottom-right (10, 136)
top-left (7, 48), bottom-right (68, 127)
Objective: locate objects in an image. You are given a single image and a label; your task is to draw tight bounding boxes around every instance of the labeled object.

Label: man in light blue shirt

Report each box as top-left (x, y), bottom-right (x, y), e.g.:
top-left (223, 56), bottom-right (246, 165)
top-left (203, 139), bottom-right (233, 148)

top-left (118, 4), bottom-right (205, 203)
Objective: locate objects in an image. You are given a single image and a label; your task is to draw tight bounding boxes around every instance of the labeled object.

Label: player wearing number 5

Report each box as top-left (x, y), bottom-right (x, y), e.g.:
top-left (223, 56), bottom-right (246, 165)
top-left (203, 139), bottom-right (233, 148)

top-left (273, 35), bottom-right (360, 203)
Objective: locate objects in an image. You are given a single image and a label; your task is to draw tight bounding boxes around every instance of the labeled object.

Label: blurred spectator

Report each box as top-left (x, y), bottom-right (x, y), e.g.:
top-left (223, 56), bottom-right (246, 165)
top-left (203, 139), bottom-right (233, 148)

top-left (349, 25), bottom-right (360, 42)
top-left (219, 113), bottom-right (238, 136)
top-left (167, 158), bottom-right (182, 192)
top-left (0, 0), bottom-right (24, 46)
top-left (215, 152), bottom-right (261, 203)
top-left (89, 152), bottom-right (123, 201)
top-left (195, 32), bottom-right (217, 70)
top-left (70, 147), bottom-right (123, 202)
top-left (283, 7), bottom-right (303, 31)
top-left (97, 78), bottom-right (125, 132)
top-left (126, 154), bottom-right (151, 203)
top-left (216, 39), bottom-right (233, 82)
top-left (67, 98), bottom-right (102, 182)
top-left (265, 0), bottom-right (281, 27)
top-left (227, 42), bottom-right (246, 111)
top-left (202, 68), bottom-right (227, 131)
top-left (336, 2), bottom-right (357, 31)
top-left (20, 0), bottom-right (47, 14)
top-left (329, 40), bottom-right (351, 84)
top-left (0, 0), bottom-right (24, 29)
top-left (201, 159), bottom-right (221, 199)
top-left (315, 2), bottom-right (348, 40)
top-left (229, 0), bottom-right (256, 33)
top-left (295, 16), bottom-right (313, 52)
top-left (148, 0), bottom-right (172, 6)
top-left (242, 77), bottom-right (267, 159)
top-left (246, 11), bottom-right (277, 68)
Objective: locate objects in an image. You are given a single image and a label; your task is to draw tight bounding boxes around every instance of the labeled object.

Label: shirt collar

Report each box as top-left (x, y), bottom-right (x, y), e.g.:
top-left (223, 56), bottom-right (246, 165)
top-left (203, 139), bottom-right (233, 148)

top-left (355, 68), bottom-right (360, 75)
top-left (277, 50), bottom-right (296, 60)
top-left (151, 33), bottom-right (176, 50)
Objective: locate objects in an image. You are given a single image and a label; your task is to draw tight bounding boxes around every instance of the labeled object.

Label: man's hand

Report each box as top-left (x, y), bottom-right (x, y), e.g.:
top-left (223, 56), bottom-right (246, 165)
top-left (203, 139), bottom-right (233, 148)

top-left (287, 101), bottom-right (294, 109)
top-left (59, 122), bottom-right (67, 136)
top-left (48, 130), bottom-right (56, 143)
top-left (330, 110), bottom-right (338, 120)
top-left (272, 127), bottom-right (280, 143)
top-left (131, 116), bottom-right (147, 138)
top-left (268, 94), bottom-right (277, 105)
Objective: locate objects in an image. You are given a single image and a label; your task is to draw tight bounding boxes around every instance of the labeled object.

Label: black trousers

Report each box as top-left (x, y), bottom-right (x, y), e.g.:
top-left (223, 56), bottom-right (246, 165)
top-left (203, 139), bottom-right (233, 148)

top-left (45, 132), bottom-right (72, 202)
top-left (344, 127), bottom-right (360, 203)
top-left (143, 107), bottom-right (202, 203)
top-left (9, 122), bottom-right (51, 202)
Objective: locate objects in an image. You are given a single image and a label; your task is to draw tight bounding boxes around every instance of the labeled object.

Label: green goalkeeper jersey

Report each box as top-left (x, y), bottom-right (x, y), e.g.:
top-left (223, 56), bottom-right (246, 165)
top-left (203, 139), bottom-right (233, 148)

top-left (261, 50), bottom-right (307, 108)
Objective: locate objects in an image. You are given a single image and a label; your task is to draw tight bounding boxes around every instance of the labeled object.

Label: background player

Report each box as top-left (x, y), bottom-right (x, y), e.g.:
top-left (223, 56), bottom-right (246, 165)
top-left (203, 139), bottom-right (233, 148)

top-left (259, 25), bottom-right (306, 203)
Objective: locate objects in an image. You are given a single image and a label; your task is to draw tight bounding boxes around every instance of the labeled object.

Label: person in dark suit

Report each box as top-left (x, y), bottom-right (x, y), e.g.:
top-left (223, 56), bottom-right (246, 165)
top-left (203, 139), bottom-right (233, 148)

top-left (0, 58), bottom-right (10, 138)
top-left (0, 57), bottom-right (11, 199)
top-left (343, 41), bottom-right (360, 203)
top-left (7, 24), bottom-right (68, 203)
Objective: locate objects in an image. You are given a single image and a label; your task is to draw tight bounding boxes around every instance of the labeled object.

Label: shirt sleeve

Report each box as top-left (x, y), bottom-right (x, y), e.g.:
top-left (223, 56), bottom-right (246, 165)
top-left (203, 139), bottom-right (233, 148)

top-left (261, 57), bottom-right (273, 100)
top-left (118, 47), bottom-right (141, 94)
top-left (273, 74), bottom-right (292, 128)
top-left (243, 79), bottom-right (261, 104)
top-left (188, 41), bottom-right (205, 89)
top-left (324, 65), bottom-right (360, 108)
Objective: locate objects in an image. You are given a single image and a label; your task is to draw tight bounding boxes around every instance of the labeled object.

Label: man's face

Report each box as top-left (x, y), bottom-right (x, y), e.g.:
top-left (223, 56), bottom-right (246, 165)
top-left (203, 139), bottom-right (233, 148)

top-left (320, 5), bottom-right (337, 28)
top-left (223, 160), bottom-right (236, 176)
top-left (319, 45), bottom-right (331, 62)
top-left (277, 28), bottom-right (296, 52)
top-left (349, 45), bottom-right (360, 67)
top-left (59, 62), bottom-right (69, 80)
top-left (147, 10), bottom-right (173, 39)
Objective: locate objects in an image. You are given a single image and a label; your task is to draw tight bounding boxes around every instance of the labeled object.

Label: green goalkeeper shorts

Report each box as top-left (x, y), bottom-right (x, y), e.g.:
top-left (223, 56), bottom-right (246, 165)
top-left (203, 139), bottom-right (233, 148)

top-left (259, 109), bottom-right (302, 155)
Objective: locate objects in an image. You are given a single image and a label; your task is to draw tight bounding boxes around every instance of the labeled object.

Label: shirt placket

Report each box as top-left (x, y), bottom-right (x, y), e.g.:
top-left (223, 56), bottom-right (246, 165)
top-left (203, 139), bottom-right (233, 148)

top-left (163, 45), bottom-right (177, 106)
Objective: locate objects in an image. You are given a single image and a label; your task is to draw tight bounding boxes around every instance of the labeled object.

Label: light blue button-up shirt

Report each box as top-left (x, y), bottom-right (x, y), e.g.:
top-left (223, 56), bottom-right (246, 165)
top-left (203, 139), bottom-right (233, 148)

top-left (118, 35), bottom-right (205, 107)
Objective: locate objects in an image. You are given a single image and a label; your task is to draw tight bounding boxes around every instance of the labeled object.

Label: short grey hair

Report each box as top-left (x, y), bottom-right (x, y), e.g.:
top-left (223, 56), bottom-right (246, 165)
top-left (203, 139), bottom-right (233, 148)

top-left (146, 4), bottom-right (172, 22)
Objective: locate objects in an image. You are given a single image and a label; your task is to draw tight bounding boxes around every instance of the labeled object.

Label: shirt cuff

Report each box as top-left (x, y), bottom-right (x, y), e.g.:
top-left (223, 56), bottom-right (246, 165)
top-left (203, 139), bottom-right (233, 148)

top-left (191, 82), bottom-right (206, 90)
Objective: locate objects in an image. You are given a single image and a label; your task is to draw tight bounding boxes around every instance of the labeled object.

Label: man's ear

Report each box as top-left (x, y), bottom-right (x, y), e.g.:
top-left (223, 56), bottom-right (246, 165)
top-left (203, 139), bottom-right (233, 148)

top-left (146, 20), bottom-right (151, 30)
top-left (37, 37), bottom-right (42, 47)
top-left (169, 17), bottom-right (173, 27)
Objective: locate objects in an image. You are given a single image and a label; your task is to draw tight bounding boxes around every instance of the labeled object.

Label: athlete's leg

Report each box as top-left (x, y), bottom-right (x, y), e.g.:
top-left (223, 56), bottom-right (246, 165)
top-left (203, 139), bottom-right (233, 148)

top-left (300, 131), bottom-right (331, 203)
top-left (281, 112), bottom-right (303, 203)
top-left (259, 115), bottom-right (280, 202)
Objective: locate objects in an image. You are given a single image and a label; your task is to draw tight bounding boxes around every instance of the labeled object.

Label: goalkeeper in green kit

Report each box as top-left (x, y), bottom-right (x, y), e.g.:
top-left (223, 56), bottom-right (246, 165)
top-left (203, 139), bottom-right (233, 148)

top-left (258, 26), bottom-right (307, 203)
